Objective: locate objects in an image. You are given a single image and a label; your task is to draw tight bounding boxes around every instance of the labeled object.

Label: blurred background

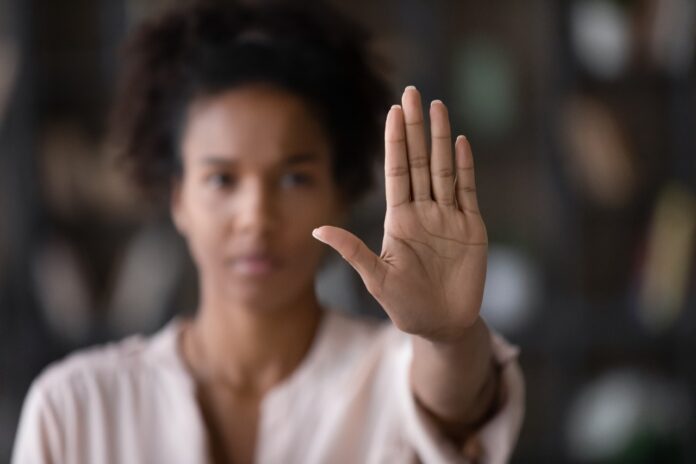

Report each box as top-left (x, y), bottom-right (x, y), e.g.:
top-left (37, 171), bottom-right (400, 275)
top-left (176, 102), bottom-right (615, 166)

top-left (0, 0), bottom-right (695, 462)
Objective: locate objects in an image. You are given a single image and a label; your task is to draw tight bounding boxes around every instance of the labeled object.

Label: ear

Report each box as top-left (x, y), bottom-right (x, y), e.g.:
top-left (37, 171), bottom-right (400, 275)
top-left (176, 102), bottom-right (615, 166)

top-left (170, 176), bottom-right (188, 236)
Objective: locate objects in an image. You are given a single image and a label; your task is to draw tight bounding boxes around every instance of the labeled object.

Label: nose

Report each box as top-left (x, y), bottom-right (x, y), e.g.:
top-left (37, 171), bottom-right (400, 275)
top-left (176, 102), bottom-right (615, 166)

top-left (233, 178), bottom-right (278, 237)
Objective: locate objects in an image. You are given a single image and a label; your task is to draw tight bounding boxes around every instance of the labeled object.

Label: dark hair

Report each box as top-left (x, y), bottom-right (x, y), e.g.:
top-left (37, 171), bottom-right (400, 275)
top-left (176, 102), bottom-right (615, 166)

top-left (109, 0), bottom-right (393, 204)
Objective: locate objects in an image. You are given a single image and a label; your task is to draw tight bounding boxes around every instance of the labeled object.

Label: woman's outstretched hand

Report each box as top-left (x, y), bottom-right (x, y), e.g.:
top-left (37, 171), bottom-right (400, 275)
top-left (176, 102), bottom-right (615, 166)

top-left (313, 86), bottom-right (488, 343)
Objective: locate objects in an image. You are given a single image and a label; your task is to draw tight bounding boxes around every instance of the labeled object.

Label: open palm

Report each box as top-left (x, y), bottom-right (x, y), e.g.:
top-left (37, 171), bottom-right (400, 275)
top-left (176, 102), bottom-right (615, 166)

top-left (314, 86), bottom-right (488, 343)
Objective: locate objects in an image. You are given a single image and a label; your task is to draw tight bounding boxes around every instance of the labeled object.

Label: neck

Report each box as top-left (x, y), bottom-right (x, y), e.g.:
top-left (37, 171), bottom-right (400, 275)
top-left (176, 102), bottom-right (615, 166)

top-left (184, 282), bottom-right (323, 396)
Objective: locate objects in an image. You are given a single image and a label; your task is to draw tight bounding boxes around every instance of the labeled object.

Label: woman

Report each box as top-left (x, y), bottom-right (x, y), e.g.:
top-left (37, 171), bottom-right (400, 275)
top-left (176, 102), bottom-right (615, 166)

top-left (12, 2), bottom-right (523, 463)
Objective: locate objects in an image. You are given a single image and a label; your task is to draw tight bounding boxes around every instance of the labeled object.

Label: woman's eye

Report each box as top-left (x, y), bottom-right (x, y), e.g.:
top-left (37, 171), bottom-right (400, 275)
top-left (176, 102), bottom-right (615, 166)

top-left (280, 172), bottom-right (313, 188)
top-left (206, 173), bottom-right (235, 189)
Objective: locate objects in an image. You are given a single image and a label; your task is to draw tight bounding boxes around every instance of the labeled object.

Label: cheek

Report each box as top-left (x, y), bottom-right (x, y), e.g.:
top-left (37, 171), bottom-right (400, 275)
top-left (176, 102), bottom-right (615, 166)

top-left (178, 190), bottom-right (229, 266)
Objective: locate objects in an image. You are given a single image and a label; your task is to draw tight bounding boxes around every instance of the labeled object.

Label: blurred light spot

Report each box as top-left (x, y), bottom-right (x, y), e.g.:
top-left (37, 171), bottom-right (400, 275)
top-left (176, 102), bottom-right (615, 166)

top-left (561, 95), bottom-right (636, 208)
top-left (452, 38), bottom-right (517, 139)
top-left (107, 224), bottom-right (184, 335)
top-left (649, 0), bottom-right (696, 76)
top-left (571, 0), bottom-right (631, 80)
top-left (33, 240), bottom-right (92, 342)
top-left (481, 245), bottom-right (540, 335)
top-left (566, 369), bottom-right (692, 461)
top-left (638, 183), bottom-right (696, 333)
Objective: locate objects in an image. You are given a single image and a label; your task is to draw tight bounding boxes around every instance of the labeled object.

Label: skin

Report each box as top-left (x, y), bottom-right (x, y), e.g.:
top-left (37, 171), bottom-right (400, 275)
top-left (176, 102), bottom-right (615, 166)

top-left (316, 87), bottom-right (497, 440)
top-left (172, 84), bottom-right (496, 464)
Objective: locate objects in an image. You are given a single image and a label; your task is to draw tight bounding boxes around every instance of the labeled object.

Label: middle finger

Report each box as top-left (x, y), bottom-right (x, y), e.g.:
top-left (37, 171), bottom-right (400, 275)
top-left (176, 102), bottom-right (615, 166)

top-left (401, 86), bottom-right (431, 202)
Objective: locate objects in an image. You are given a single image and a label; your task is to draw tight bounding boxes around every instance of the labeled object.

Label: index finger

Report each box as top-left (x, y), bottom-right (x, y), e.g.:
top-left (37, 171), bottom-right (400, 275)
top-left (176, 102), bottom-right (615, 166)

top-left (384, 105), bottom-right (410, 207)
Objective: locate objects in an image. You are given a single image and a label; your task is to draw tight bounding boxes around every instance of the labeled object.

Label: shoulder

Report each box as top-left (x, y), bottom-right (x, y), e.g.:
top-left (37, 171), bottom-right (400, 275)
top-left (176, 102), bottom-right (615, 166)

top-left (38, 334), bottom-right (145, 385)
top-left (13, 320), bottom-right (201, 463)
top-left (30, 320), bottom-right (183, 406)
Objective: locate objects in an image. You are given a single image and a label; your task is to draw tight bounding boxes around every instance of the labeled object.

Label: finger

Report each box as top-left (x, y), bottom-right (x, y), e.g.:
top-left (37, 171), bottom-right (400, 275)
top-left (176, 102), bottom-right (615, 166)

top-left (312, 226), bottom-right (385, 294)
top-left (429, 100), bottom-right (455, 207)
top-left (455, 136), bottom-right (480, 214)
top-left (401, 86), bottom-right (431, 202)
top-left (385, 105), bottom-right (410, 208)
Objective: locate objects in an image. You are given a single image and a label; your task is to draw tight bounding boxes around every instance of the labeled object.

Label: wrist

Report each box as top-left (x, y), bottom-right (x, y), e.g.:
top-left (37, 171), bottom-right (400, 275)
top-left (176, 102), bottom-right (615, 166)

top-left (410, 317), bottom-right (495, 425)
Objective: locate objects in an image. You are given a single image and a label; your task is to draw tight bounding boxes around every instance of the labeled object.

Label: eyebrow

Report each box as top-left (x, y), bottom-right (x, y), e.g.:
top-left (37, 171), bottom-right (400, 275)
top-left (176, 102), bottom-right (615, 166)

top-left (200, 153), bottom-right (323, 166)
top-left (200, 157), bottom-right (234, 166)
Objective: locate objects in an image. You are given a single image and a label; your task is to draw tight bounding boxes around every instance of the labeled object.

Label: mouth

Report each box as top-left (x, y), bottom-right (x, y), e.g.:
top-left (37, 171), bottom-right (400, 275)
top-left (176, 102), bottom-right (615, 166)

top-left (227, 253), bottom-right (282, 277)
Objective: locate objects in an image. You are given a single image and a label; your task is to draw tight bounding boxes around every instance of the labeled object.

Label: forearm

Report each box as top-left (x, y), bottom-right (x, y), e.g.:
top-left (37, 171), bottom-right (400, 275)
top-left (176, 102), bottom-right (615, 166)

top-left (410, 317), bottom-right (499, 439)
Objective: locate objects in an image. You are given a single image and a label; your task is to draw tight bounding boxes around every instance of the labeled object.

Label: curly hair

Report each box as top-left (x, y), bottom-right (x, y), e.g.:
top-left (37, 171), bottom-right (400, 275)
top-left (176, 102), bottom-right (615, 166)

top-left (109, 0), bottom-right (393, 204)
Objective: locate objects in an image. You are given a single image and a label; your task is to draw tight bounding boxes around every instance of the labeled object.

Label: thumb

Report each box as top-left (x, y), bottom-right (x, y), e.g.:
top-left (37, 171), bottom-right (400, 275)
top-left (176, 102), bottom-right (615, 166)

top-left (312, 225), bottom-right (385, 292)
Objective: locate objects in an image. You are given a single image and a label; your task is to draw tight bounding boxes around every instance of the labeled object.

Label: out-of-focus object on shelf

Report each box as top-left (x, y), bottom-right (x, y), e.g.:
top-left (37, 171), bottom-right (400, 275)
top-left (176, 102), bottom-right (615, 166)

top-left (570, 0), bottom-right (631, 80)
top-left (0, 36), bottom-right (19, 283)
top-left (0, 38), bottom-right (17, 125)
top-left (34, 121), bottom-right (181, 341)
top-left (106, 223), bottom-right (186, 336)
top-left (638, 183), bottom-right (696, 334)
top-left (647, 0), bottom-right (696, 76)
top-left (452, 37), bottom-right (517, 140)
top-left (480, 245), bottom-right (541, 335)
top-left (566, 369), bottom-right (693, 463)
top-left (561, 95), bottom-right (637, 209)
top-left (125, 0), bottom-right (174, 26)
top-left (39, 122), bottom-right (146, 222)
top-left (32, 238), bottom-right (93, 343)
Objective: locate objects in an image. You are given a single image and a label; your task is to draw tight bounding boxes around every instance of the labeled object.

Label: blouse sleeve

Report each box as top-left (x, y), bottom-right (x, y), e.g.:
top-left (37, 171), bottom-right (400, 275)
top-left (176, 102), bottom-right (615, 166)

top-left (11, 379), bottom-right (64, 464)
top-left (394, 330), bottom-right (525, 464)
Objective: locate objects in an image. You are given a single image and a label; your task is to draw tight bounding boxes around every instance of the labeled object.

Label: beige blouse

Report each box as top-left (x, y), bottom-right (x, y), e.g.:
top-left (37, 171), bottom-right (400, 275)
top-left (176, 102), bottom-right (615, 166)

top-left (12, 310), bottom-right (524, 463)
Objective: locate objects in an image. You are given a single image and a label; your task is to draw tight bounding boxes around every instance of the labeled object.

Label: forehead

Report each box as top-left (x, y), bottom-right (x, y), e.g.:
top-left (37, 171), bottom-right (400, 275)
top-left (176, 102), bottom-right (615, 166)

top-left (180, 85), bottom-right (332, 167)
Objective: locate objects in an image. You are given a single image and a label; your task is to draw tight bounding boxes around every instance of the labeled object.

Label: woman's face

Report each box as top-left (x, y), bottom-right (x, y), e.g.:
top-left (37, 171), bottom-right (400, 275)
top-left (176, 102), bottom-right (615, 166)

top-left (172, 85), bottom-right (343, 312)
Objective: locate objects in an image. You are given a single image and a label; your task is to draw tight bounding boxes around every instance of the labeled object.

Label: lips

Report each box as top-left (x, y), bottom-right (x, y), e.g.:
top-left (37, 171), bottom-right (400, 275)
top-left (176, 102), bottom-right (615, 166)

top-left (227, 253), bottom-right (281, 277)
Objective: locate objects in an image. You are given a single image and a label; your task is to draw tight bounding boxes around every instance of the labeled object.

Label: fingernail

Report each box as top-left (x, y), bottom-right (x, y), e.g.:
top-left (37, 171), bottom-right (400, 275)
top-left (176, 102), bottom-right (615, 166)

top-left (312, 228), bottom-right (325, 242)
top-left (405, 85), bottom-right (417, 91)
top-left (391, 104), bottom-right (401, 110)
top-left (431, 99), bottom-right (443, 107)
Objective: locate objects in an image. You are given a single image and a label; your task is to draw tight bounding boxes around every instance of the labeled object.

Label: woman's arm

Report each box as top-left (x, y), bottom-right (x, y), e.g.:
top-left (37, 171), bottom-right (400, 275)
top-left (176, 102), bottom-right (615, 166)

top-left (411, 318), bottom-right (499, 441)
top-left (313, 85), bottom-right (509, 445)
